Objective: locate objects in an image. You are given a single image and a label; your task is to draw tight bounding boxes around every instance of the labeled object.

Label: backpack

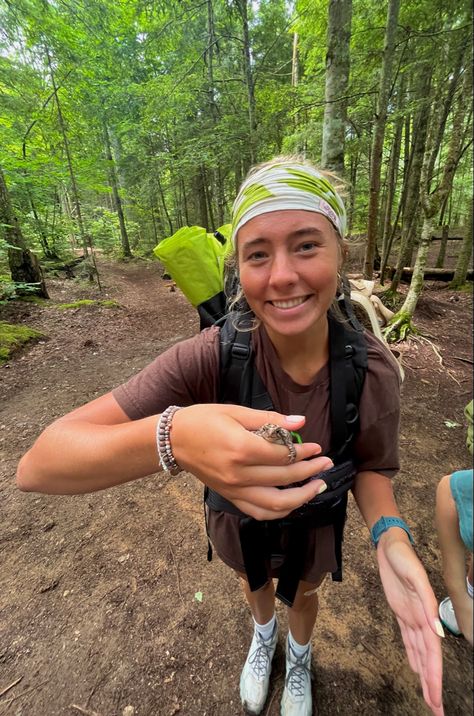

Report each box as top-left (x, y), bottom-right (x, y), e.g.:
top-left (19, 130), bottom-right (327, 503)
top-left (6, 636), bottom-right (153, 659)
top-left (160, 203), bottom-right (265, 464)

top-left (203, 279), bottom-right (368, 607)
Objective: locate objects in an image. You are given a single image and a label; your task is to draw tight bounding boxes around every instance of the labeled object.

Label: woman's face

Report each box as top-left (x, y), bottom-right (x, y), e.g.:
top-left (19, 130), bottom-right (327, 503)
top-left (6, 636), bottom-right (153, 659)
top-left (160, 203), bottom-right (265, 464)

top-left (237, 209), bottom-right (341, 341)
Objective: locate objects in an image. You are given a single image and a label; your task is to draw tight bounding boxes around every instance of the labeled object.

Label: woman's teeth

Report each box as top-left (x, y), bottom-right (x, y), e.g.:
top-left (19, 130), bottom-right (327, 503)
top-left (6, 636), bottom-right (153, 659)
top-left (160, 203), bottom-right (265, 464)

top-left (271, 297), bottom-right (306, 309)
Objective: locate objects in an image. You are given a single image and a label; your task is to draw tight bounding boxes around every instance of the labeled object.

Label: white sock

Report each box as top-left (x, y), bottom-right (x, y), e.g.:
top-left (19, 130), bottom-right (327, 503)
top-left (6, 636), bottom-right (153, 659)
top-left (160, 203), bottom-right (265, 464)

top-left (254, 614), bottom-right (276, 642)
top-left (288, 630), bottom-right (311, 657)
top-left (467, 577), bottom-right (473, 599)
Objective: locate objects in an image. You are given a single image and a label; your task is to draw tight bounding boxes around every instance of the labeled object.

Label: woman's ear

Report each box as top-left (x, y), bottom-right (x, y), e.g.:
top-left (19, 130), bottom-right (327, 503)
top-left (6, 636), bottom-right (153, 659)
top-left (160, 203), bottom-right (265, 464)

top-left (340, 238), bottom-right (349, 268)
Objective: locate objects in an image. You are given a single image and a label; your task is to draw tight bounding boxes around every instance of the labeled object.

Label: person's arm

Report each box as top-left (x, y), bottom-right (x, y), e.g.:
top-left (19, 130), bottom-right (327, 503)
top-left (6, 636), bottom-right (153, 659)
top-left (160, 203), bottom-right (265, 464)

top-left (17, 395), bottom-right (332, 520)
top-left (353, 470), bottom-right (444, 716)
top-left (436, 474), bottom-right (473, 646)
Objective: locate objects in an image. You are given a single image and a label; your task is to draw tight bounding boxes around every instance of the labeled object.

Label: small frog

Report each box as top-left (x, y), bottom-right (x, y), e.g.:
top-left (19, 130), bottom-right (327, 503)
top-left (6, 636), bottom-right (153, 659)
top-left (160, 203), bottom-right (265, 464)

top-left (253, 423), bottom-right (297, 464)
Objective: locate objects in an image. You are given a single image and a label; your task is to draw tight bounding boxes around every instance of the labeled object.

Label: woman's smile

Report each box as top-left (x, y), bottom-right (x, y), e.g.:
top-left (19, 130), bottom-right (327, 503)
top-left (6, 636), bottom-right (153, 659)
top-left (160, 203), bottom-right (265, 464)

top-left (269, 295), bottom-right (311, 309)
top-left (237, 210), bottom-right (341, 343)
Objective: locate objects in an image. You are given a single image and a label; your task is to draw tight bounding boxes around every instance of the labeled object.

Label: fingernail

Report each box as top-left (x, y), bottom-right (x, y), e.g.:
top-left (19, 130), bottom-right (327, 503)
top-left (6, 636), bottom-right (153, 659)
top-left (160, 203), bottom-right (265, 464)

top-left (434, 619), bottom-right (445, 638)
top-left (286, 415), bottom-right (305, 423)
top-left (317, 483), bottom-right (327, 495)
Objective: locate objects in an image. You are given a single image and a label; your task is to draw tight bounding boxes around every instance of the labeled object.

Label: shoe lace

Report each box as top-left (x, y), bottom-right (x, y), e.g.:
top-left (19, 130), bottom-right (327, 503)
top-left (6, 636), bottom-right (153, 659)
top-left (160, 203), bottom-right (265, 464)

top-left (248, 633), bottom-right (274, 680)
top-left (285, 649), bottom-right (311, 699)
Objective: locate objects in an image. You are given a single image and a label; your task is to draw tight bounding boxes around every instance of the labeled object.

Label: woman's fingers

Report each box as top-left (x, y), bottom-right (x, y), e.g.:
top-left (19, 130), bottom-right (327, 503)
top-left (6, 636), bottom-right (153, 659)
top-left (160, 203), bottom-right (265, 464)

top-left (221, 478), bottom-right (326, 520)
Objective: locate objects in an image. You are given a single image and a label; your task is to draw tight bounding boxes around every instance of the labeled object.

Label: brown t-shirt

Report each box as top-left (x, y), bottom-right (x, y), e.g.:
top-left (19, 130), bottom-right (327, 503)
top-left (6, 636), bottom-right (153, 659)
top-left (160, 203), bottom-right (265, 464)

top-left (113, 324), bottom-right (401, 582)
top-left (113, 325), bottom-right (400, 476)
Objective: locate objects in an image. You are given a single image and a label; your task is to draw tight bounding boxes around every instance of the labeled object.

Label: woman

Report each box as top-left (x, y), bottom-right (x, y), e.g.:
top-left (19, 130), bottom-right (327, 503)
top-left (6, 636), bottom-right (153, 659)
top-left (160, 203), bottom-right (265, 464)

top-left (17, 158), bottom-right (444, 716)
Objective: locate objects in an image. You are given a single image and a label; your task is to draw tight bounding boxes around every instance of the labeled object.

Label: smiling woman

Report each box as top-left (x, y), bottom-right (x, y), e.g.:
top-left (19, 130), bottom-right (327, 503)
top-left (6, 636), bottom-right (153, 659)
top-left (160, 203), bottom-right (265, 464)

top-left (237, 210), bottom-right (340, 350)
top-left (17, 156), bottom-right (445, 716)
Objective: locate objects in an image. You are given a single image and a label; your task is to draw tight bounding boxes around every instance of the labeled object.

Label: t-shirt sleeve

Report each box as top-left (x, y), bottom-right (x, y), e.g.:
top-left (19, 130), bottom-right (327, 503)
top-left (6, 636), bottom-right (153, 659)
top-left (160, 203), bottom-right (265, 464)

top-left (112, 326), bottom-right (221, 419)
top-left (354, 333), bottom-right (401, 478)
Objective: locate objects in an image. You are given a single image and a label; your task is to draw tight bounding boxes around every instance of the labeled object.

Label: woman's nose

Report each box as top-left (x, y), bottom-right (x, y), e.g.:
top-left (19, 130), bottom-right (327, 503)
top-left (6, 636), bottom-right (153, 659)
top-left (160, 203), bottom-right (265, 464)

top-left (268, 254), bottom-right (298, 287)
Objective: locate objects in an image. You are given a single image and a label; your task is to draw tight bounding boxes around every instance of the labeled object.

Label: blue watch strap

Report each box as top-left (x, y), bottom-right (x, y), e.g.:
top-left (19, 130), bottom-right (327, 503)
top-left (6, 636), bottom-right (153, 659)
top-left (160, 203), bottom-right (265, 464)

top-left (370, 516), bottom-right (415, 547)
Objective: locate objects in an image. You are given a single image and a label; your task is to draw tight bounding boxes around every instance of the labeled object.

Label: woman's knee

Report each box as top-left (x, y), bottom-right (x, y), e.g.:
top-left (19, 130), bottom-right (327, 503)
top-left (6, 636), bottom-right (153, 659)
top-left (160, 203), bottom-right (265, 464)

top-left (290, 578), bottom-right (324, 612)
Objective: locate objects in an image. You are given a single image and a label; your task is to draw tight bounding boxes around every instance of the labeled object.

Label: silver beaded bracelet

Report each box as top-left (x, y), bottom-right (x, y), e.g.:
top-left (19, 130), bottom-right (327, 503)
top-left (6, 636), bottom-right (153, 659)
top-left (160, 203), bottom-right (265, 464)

top-left (156, 405), bottom-right (183, 475)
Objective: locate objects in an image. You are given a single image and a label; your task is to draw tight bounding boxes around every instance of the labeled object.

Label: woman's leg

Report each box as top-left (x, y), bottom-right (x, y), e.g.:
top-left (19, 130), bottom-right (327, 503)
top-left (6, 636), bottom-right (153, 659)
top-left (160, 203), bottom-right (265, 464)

top-left (238, 574), bottom-right (278, 715)
top-left (281, 576), bottom-right (326, 716)
top-left (287, 577), bottom-right (324, 644)
top-left (239, 573), bottom-right (276, 623)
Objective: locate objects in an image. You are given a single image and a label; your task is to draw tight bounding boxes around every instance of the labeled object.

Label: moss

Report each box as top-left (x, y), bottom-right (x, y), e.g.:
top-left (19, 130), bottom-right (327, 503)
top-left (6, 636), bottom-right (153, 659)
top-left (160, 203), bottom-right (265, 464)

top-left (56, 299), bottom-right (119, 310)
top-left (0, 322), bottom-right (44, 365)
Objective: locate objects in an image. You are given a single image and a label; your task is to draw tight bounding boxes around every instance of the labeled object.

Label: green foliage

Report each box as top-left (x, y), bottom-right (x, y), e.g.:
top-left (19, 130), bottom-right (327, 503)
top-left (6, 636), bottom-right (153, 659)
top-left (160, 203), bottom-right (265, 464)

top-left (0, 321), bottom-right (43, 364)
top-left (0, 0), bottom-right (471, 275)
top-left (0, 275), bottom-right (43, 303)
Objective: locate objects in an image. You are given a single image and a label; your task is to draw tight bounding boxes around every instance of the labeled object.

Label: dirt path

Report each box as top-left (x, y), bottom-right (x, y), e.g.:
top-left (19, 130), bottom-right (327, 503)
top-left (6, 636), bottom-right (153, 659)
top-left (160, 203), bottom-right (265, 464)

top-left (0, 260), bottom-right (472, 716)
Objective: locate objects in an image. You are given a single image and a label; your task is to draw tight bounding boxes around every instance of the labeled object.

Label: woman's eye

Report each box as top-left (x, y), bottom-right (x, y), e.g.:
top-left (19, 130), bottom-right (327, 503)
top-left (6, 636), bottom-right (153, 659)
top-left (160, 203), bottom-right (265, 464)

top-left (247, 250), bottom-right (267, 261)
top-left (298, 241), bottom-right (318, 253)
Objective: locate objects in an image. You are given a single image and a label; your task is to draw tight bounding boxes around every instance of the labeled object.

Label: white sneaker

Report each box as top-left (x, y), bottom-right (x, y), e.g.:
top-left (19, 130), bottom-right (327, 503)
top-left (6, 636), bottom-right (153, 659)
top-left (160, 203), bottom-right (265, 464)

top-left (280, 638), bottom-right (312, 716)
top-left (240, 622), bottom-right (278, 715)
top-left (439, 597), bottom-right (462, 636)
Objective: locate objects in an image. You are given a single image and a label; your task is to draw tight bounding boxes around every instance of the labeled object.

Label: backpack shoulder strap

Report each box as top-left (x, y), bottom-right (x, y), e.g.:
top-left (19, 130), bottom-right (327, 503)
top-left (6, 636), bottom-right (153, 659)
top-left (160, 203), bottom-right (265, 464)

top-left (218, 314), bottom-right (274, 410)
top-left (218, 312), bottom-right (367, 459)
top-left (328, 312), bottom-right (368, 461)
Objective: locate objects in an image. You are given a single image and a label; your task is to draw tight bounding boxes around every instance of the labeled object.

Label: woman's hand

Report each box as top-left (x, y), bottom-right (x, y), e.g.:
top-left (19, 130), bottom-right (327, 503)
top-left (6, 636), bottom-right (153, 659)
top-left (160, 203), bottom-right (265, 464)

top-left (376, 532), bottom-right (444, 716)
top-left (171, 404), bottom-right (332, 520)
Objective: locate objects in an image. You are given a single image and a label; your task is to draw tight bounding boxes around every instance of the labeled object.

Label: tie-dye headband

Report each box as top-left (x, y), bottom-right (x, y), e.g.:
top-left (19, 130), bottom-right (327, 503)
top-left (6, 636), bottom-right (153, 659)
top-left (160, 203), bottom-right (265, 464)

top-left (231, 163), bottom-right (346, 245)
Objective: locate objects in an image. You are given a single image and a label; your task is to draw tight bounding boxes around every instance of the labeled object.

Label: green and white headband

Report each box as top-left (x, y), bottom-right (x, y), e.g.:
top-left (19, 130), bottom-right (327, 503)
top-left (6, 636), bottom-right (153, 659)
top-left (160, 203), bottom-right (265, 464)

top-left (231, 163), bottom-right (346, 246)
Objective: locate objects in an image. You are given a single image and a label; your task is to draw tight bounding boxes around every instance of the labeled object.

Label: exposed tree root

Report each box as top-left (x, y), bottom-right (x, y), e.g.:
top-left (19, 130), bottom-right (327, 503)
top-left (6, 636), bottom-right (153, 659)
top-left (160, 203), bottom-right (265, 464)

top-left (383, 313), bottom-right (418, 342)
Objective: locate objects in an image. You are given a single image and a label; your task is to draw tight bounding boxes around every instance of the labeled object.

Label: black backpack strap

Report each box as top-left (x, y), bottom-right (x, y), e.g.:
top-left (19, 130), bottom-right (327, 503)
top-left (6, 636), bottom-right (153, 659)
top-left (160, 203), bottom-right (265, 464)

top-left (219, 315), bottom-right (274, 410)
top-left (328, 312), bottom-right (368, 461)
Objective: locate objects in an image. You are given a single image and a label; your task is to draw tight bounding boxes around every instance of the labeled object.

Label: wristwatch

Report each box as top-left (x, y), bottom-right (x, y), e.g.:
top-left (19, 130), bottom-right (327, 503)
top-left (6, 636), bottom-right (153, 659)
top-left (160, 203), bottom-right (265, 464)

top-left (370, 516), bottom-right (415, 547)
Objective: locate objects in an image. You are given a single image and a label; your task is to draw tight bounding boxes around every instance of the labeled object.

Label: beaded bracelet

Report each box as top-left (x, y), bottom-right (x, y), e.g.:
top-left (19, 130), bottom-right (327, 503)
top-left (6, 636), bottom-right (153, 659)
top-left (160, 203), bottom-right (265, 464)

top-left (156, 405), bottom-right (183, 475)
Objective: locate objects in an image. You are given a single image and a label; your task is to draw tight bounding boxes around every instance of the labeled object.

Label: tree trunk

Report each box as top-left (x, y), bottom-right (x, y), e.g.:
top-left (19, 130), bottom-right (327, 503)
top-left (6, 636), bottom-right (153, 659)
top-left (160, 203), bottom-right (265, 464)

top-left (450, 201), bottom-right (473, 288)
top-left (156, 173), bottom-right (173, 235)
top-left (203, 166), bottom-right (215, 229)
top-left (386, 63), bottom-right (470, 338)
top-left (45, 47), bottom-right (88, 256)
top-left (0, 166), bottom-right (49, 297)
top-left (347, 151), bottom-right (358, 234)
top-left (235, 0), bottom-right (257, 167)
top-left (291, 32), bottom-right (299, 87)
top-left (380, 91), bottom-right (403, 283)
top-left (435, 225), bottom-right (449, 268)
top-left (103, 120), bottom-right (132, 258)
top-left (363, 0), bottom-right (400, 279)
top-left (390, 68), bottom-right (432, 292)
top-left (194, 171), bottom-right (209, 228)
top-left (321, 0), bottom-right (352, 176)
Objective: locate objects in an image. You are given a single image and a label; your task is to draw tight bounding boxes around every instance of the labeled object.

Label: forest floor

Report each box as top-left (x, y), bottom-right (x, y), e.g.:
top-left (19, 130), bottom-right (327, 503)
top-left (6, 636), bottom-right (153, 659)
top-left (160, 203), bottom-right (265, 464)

top-left (0, 258), bottom-right (473, 716)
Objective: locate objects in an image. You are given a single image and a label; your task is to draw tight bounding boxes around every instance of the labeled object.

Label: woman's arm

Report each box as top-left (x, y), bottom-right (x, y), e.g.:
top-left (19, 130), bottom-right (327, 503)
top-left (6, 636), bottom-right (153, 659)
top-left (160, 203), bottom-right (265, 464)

top-left (353, 470), bottom-right (444, 716)
top-left (16, 397), bottom-right (332, 520)
top-left (16, 392), bottom-right (159, 494)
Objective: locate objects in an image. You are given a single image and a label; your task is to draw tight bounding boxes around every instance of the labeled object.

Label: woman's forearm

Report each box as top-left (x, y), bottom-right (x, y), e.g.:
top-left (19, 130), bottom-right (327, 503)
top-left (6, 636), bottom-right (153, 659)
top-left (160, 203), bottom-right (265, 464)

top-left (352, 470), bottom-right (412, 547)
top-left (17, 414), bottom-right (160, 494)
top-left (353, 470), bottom-right (401, 527)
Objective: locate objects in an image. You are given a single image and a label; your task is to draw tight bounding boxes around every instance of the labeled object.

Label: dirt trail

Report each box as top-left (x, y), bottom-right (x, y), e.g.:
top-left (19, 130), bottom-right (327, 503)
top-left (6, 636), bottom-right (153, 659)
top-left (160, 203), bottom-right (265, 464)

top-left (0, 260), bottom-right (472, 716)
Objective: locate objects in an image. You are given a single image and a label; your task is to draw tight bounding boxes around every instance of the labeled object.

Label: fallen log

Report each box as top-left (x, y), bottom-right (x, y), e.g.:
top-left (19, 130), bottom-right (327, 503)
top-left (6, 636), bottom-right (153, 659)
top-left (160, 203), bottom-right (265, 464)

top-left (385, 267), bottom-right (473, 283)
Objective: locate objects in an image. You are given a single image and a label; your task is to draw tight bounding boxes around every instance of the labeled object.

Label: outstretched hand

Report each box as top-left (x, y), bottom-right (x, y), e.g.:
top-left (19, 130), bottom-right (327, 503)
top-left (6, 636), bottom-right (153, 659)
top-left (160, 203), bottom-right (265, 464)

top-left (377, 535), bottom-right (444, 715)
top-left (171, 403), bottom-right (333, 520)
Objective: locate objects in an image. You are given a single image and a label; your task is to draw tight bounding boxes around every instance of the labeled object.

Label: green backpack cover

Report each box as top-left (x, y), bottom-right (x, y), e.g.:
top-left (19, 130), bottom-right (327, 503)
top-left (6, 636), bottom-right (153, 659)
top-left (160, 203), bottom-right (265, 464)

top-left (153, 224), bottom-right (232, 307)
